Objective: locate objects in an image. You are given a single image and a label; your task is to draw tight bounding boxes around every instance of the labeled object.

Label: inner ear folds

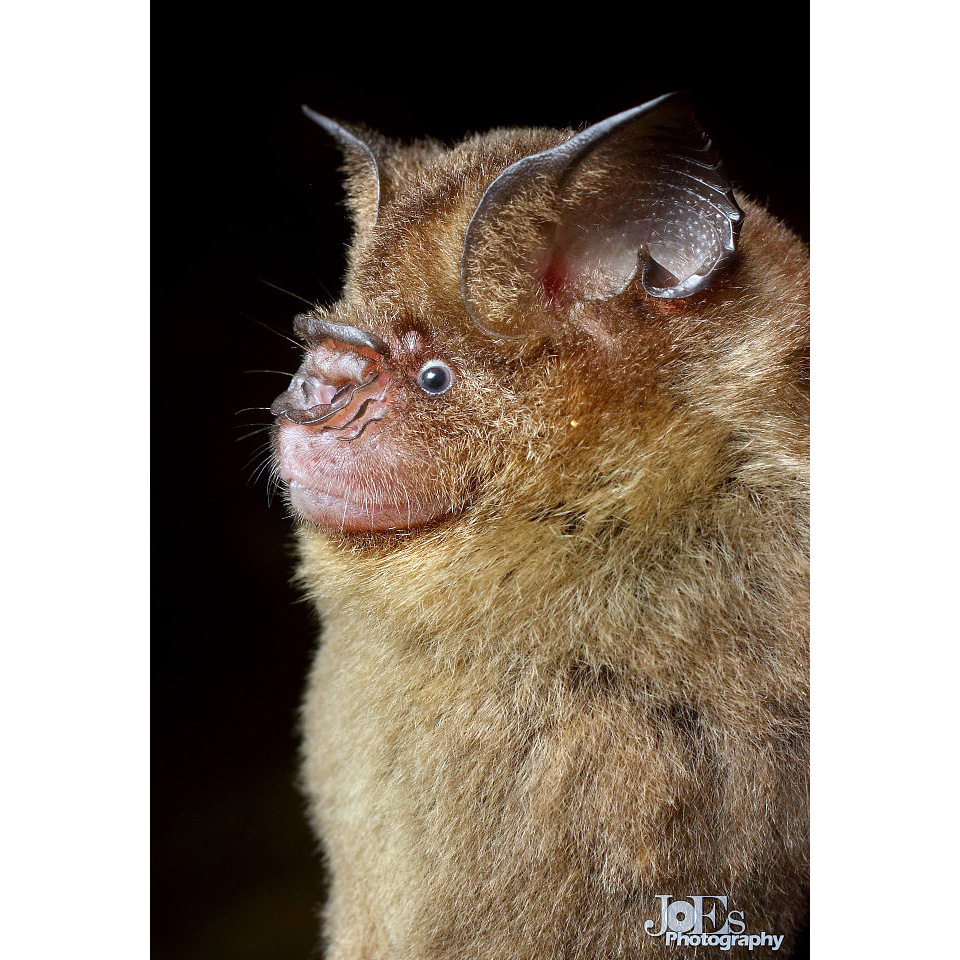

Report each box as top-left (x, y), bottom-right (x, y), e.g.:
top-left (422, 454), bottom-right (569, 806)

top-left (460, 92), bottom-right (744, 338)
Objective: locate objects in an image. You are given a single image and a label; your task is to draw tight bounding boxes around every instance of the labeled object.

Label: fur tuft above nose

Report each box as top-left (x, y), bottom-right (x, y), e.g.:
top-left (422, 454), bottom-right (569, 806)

top-left (307, 341), bottom-right (379, 391)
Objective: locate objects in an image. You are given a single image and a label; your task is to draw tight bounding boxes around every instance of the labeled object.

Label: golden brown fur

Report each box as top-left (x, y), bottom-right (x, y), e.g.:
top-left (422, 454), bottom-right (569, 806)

top-left (288, 124), bottom-right (809, 958)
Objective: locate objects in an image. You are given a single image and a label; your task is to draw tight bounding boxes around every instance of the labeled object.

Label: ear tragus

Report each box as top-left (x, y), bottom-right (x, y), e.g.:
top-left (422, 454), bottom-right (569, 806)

top-left (460, 92), bottom-right (744, 338)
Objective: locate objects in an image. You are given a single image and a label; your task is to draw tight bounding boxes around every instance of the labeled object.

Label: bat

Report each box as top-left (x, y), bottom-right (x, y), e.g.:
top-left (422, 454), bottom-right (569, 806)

top-left (270, 92), bottom-right (809, 959)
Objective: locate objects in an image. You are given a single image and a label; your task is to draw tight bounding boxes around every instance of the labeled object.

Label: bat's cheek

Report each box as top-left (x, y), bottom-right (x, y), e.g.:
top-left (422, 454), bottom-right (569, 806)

top-left (274, 421), bottom-right (454, 533)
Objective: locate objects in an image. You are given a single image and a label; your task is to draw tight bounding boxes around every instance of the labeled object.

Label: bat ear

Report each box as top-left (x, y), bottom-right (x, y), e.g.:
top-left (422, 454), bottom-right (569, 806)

top-left (460, 92), bottom-right (744, 337)
top-left (302, 106), bottom-right (385, 232)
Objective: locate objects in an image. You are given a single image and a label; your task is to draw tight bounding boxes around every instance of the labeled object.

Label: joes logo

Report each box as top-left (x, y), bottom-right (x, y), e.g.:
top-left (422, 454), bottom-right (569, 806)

top-left (644, 895), bottom-right (785, 952)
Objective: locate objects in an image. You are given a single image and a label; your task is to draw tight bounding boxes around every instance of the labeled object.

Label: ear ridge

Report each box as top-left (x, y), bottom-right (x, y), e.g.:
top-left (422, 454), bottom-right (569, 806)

top-left (460, 92), bottom-right (744, 337)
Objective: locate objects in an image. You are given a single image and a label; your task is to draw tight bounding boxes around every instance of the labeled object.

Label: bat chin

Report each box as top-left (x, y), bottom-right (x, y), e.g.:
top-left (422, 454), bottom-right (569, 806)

top-left (275, 420), bottom-right (457, 533)
top-left (285, 478), bottom-right (450, 533)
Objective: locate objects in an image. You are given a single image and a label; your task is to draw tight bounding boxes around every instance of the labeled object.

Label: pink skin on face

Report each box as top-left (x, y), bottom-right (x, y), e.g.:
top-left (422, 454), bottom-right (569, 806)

top-left (276, 420), bottom-right (451, 533)
top-left (272, 324), bottom-right (458, 533)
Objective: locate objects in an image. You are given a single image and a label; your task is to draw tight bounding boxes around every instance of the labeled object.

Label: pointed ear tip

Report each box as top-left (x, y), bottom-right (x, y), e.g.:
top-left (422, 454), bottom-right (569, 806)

top-left (302, 106), bottom-right (350, 136)
top-left (302, 105), bottom-right (331, 124)
top-left (652, 90), bottom-right (696, 111)
top-left (607, 91), bottom-right (697, 129)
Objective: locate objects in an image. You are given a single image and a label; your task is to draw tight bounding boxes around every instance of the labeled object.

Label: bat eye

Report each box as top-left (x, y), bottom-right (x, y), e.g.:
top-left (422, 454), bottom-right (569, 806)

top-left (416, 360), bottom-right (453, 396)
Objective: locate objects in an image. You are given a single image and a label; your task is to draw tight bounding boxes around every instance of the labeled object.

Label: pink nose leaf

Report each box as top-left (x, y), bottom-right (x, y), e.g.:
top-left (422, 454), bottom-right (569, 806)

top-left (272, 358), bottom-right (393, 438)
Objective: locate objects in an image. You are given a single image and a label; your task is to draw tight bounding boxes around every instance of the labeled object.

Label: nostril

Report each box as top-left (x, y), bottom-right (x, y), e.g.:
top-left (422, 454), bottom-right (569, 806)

top-left (300, 376), bottom-right (338, 408)
top-left (273, 341), bottom-right (389, 421)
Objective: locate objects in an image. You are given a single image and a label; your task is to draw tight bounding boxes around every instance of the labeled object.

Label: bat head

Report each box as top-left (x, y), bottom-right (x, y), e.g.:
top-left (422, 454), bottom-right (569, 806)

top-left (271, 95), bottom-right (806, 541)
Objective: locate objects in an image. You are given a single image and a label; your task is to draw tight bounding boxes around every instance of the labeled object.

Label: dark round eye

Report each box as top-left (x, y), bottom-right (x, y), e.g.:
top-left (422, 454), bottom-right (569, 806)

top-left (416, 360), bottom-right (453, 396)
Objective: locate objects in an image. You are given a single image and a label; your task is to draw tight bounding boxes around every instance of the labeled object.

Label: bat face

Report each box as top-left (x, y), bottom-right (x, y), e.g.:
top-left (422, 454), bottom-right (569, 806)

top-left (271, 95), bottom-right (806, 540)
top-left (270, 308), bottom-right (493, 533)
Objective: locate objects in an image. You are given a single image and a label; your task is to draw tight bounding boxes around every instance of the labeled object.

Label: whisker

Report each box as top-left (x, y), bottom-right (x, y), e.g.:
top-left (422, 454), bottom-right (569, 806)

top-left (266, 461), bottom-right (284, 507)
top-left (303, 264), bottom-right (335, 304)
top-left (236, 431), bottom-right (274, 446)
top-left (248, 451), bottom-right (279, 486)
top-left (234, 420), bottom-right (273, 431)
top-left (235, 421), bottom-right (274, 435)
top-left (243, 441), bottom-right (273, 459)
top-left (251, 458), bottom-right (276, 485)
top-left (242, 369), bottom-right (297, 377)
top-left (246, 456), bottom-right (273, 477)
top-left (240, 312), bottom-right (303, 349)
top-left (257, 277), bottom-right (317, 307)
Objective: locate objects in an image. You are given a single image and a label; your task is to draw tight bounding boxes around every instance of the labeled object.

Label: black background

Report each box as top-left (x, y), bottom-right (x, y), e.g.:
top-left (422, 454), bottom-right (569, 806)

top-left (153, 15), bottom-right (809, 959)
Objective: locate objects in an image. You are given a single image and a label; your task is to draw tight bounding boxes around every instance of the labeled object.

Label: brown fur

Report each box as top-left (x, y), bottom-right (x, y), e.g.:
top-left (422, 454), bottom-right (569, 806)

top-left (285, 123), bottom-right (809, 958)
